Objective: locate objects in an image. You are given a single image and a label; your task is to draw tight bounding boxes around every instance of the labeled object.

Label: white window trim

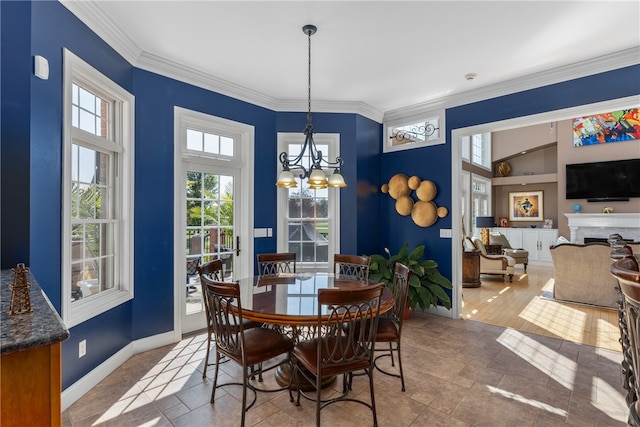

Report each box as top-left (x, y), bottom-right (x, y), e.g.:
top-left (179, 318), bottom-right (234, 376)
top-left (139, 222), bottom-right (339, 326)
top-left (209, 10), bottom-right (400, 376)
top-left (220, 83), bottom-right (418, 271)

top-left (276, 132), bottom-right (340, 271)
top-left (62, 49), bottom-right (135, 327)
top-left (383, 109), bottom-right (445, 153)
top-left (176, 107), bottom-right (244, 164)
top-left (173, 107), bottom-right (254, 339)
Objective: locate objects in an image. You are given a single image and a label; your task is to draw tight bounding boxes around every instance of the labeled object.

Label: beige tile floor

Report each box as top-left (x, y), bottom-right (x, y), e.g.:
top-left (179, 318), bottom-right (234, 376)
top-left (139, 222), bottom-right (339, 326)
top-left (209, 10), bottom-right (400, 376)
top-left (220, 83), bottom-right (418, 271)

top-left (62, 311), bottom-right (630, 426)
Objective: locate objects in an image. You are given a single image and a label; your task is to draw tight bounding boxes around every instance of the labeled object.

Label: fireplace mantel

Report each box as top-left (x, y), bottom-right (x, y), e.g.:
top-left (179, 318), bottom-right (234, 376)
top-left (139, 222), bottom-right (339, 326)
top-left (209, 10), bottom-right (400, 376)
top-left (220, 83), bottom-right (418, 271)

top-left (564, 213), bottom-right (640, 243)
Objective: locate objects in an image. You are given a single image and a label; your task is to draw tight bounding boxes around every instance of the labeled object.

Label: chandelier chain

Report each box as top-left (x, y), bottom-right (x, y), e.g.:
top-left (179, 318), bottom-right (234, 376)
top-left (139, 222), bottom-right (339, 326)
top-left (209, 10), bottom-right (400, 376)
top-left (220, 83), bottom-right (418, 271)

top-left (308, 27), bottom-right (312, 121)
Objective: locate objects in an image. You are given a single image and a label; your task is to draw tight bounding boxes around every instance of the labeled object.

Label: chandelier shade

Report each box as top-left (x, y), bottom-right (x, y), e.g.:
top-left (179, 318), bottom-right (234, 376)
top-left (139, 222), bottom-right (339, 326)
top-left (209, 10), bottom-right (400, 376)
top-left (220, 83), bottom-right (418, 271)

top-left (275, 24), bottom-right (346, 189)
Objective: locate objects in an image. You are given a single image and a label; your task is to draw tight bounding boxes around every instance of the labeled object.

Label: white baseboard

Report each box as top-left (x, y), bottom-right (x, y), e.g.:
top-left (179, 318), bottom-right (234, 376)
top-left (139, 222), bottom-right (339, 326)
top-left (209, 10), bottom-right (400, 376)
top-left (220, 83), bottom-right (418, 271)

top-left (61, 330), bottom-right (177, 411)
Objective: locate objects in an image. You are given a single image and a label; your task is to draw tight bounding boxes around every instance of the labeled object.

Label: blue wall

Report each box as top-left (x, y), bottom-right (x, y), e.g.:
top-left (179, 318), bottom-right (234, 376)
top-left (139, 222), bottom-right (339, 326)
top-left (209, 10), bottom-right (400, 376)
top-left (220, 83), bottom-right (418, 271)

top-left (1, 1), bottom-right (31, 268)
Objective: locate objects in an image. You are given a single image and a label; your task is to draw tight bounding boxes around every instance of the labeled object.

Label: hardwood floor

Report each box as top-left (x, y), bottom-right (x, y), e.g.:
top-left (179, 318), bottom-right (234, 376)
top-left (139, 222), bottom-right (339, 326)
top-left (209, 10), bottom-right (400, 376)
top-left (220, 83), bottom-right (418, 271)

top-left (461, 264), bottom-right (621, 351)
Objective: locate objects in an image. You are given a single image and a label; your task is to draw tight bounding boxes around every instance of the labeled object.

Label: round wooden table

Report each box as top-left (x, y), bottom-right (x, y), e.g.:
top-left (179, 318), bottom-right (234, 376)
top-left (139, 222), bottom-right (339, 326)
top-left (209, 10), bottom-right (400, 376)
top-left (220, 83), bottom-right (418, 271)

top-left (234, 272), bottom-right (393, 389)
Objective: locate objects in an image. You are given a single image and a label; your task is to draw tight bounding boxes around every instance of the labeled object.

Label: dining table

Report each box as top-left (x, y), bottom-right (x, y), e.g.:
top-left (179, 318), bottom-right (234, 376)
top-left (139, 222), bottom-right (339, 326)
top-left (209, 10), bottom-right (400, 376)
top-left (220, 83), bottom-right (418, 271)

top-left (233, 271), bottom-right (393, 389)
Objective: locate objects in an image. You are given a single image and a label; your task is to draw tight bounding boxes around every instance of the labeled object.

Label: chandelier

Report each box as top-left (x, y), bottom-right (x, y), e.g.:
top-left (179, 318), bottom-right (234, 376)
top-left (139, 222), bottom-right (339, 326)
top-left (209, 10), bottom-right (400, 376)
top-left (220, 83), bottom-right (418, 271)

top-left (276, 25), bottom-right (346, 189)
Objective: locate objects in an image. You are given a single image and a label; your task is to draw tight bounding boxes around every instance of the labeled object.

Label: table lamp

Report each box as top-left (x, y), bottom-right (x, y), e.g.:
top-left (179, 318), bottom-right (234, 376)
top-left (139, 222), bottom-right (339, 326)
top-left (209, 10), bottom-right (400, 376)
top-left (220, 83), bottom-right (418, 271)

top-left (476, 216), bottom-right (495, 245)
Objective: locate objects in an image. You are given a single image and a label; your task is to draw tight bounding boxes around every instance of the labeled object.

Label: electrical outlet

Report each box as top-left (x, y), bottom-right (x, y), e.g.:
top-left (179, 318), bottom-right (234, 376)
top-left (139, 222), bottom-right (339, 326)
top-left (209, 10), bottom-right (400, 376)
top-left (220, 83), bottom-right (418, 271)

top-left (79, 339), bottom-right (86, 358)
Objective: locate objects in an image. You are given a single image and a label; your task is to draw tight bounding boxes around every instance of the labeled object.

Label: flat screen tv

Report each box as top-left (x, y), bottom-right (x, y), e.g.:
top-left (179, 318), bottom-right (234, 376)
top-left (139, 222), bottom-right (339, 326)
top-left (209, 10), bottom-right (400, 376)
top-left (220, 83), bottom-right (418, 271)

top-left (566, 158), bottom-right (640, 201)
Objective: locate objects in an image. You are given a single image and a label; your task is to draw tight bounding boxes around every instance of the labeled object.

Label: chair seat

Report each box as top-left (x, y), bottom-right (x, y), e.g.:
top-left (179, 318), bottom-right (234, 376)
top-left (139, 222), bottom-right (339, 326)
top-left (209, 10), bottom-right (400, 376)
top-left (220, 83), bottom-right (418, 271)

top-left (504, 249), bottom-right (528, 259)
top-left (346, 317), bottom-right (400, 342)
top-left (226, 327), bottom-right (294, 367)
top-left (293, 337), bottom-right (371, 377)
top-left (374, 318), bottom-right (400, 342)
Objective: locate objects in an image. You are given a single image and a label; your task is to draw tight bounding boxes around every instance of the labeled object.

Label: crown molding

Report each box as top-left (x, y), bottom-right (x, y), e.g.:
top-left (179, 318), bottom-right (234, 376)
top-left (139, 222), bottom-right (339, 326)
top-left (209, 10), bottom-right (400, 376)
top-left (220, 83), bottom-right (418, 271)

top-left (276, 99), bottom-right (383, 122)
top-left (60, 0), bottom-right (141, 65)
top-left (383, 47), bottom-right (640, 123)
top-left (58, 1), bottom-right (638, 125)
top-left (136, 51), bottom-right (282, 111)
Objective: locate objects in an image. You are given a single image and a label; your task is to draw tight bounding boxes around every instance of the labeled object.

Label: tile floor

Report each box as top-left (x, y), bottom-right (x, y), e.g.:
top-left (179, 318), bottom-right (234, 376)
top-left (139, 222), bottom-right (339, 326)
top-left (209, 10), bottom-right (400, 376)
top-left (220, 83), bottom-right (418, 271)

top-left (62, 312), bottom-right (630, 426)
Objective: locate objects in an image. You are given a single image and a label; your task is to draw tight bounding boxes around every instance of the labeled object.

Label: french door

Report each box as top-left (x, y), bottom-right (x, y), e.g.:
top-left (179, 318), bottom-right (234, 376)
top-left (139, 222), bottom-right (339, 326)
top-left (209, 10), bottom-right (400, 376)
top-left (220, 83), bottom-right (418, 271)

top-left (181, 163), bottom-right (241, 333)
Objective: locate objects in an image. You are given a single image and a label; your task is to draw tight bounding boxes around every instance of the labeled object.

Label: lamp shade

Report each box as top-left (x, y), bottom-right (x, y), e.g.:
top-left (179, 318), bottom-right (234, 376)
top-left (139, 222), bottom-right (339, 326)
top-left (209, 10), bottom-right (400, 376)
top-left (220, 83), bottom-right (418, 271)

top-left (476, 216), bottom-right (494, 245)
top-left (475, 216), bottom-right (495, 228)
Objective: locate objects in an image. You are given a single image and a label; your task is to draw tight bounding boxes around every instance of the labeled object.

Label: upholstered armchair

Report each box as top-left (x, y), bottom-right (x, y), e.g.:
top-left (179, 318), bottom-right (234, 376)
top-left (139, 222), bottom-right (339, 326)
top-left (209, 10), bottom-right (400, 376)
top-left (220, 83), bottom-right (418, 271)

top-left (467, 237), bottom-right (515, 282)
top-left (489, 232), bottom-right (529, 272)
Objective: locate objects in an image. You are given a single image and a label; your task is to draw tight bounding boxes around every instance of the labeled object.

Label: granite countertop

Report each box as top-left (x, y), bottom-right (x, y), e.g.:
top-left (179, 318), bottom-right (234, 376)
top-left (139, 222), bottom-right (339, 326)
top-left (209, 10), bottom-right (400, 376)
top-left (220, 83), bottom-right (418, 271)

top-left (1, 269), bottom-right (70, 355)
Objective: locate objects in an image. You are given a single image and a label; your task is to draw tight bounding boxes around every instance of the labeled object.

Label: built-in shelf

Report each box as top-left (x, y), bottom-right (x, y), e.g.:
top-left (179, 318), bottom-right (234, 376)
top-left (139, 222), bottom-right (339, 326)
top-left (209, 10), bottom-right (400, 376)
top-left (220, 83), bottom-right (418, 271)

top-left (492, 173), bottom-right (557, 186)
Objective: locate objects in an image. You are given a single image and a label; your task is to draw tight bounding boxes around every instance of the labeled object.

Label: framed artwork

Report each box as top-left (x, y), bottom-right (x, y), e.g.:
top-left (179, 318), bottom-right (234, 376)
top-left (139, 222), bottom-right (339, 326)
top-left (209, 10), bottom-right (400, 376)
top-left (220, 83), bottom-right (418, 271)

top-left (508, 190), bottom-right (544, 221)
top-left (498, 217), bottom-right (509, 227)
top-left (572, 108), bottom-right (640, 146)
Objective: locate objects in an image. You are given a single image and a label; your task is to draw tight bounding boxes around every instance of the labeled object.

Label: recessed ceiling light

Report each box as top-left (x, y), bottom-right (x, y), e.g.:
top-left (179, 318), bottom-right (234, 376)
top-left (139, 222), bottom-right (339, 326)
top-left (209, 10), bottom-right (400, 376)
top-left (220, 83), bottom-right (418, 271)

top-left (521, 151), bottom-right (527, 155)
top-left (464, 73), bottom-right (477, 81)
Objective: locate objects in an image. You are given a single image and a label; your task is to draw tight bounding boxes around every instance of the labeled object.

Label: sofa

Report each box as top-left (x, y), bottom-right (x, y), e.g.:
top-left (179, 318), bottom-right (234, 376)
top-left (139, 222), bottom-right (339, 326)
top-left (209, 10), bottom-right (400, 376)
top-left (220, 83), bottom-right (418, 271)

top-left (549, 242), bottom-right (620, 309)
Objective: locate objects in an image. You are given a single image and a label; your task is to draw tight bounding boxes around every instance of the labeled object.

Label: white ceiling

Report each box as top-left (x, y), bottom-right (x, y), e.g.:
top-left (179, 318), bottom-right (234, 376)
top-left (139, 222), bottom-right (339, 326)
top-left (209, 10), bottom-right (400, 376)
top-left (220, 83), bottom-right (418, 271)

top-left (61, 1), bottom-right (640, 121)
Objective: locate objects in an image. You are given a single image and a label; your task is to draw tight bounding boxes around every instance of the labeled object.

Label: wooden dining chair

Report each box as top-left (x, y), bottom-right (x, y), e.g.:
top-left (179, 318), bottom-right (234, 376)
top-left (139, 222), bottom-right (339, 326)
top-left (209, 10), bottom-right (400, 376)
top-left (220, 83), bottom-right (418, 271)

top-left (610, 256), bottom-right (640, 426)
top-left (372, 262), bottom-right (412, 391)
top-left (201, 276), bottom-right (294, 427)
top-left (290, 283), bottom-right (384, 427)
top-left (333, 254), bottom-right (371, 282)
top-left (197, 260), bottom-right (261, 379)
top-left (257, 252), bottom-right (296, 276)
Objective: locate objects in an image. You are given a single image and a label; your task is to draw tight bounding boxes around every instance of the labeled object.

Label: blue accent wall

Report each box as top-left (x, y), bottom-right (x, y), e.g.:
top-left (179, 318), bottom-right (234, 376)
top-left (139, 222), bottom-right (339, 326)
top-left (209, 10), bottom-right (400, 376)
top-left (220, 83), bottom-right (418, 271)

top-left (1, 0), bottom-right (31, 269)
top-left (27, 0), bottom-right (135, 389)
top-left (130, 68), bottom-right (277, 340)
top-left (355, 115), bottom-right (382, 256)
top-left (379, 141), bottom-right (452, 276)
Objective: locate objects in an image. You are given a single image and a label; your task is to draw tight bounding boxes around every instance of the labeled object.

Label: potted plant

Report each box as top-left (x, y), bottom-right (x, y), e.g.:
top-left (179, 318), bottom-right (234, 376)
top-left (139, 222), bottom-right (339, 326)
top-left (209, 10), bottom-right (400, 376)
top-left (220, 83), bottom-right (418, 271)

top-left (368, 242), bottom-right (452, 314)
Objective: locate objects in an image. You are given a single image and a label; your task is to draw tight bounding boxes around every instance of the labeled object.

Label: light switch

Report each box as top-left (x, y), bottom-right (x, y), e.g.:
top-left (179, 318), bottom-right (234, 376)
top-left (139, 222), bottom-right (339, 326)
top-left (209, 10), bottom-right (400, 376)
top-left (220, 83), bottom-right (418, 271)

top-left (440, 229), bottom-right (452, 238)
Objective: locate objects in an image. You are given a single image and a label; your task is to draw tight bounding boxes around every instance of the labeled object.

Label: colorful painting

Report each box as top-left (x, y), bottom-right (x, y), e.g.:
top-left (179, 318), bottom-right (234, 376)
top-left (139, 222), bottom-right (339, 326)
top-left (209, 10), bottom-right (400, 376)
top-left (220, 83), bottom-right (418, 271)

top-left (509, 191), bottom-right (544, 222)
top-left (573, 108), bottom-right (640, 146)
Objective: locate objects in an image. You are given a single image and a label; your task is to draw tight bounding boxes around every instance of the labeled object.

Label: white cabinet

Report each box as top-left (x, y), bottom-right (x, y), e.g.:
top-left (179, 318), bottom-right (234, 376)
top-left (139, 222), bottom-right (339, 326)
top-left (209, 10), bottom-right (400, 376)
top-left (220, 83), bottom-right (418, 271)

top-left (523, 229), bottom-right (557, 264)
top-left (492, 227), bottom-right (524, 248)
top-left (492, 228), bottom-right (557, 265)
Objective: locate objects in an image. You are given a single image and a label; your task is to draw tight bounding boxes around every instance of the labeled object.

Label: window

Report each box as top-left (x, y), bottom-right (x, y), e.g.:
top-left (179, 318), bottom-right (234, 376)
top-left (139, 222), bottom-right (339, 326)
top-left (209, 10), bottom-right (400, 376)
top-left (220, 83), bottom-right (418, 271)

top-left (277, 133), bottom-right (340, 271)
top-left (461, 132), bottom-right (491, 170)
top-left (62, 49), bottom-right (134, 327)
top-left (471, 174), bottom-right (492, 237)
top-left (384, 109), bottom-right (445, 153)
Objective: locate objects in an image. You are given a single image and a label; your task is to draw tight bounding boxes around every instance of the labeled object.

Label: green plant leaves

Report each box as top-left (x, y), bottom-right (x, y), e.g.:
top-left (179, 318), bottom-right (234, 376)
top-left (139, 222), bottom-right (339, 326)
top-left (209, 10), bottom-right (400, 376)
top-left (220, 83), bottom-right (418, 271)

top-left (366, 241), bottom-right (452, 311)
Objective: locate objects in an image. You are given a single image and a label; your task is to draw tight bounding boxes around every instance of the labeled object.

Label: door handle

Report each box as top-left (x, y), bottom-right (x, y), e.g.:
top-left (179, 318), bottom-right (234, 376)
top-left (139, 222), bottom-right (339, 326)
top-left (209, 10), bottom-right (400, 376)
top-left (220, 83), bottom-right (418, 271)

top-left (235, 236), bottom-right (240, 256)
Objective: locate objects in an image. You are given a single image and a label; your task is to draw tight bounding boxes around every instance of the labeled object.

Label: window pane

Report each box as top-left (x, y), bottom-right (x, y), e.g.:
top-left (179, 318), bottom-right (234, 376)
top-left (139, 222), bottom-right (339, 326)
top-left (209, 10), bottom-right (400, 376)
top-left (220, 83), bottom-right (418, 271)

top-left (72, 106), bottom-right (79, 129)
top-left (79, 109), bottom-right (96, 134)
top-left (203, 133), bottom-right (217, 153)
top-left (79, 87), bottom-right (95, 113)
top-left (186, 171), bottom-right (201, 198)
top-left (73, 84), bottom-right (110, 138)
top-left (220, 136), bottom-right (233, 156)
top-left (78, 146), bottom-right (95, 183)
top-left (202, 201), bottom-right (216, 226)
top-left (186, 200), bottom-right (200, 226)
top-left (186, 129), bottom-right (202, 151)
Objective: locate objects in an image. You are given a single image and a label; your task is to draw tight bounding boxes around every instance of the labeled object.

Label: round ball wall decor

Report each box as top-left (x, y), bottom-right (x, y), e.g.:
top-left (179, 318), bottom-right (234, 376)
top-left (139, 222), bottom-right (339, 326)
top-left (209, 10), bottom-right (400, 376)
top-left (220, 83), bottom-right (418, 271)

top-left (412, 201), bottom-right (438, 227)
top-left (395, 195), bottom-right (414, 216)
top-left (381, 174), bottom-right (449, 227)
top-left (388, 173), bottom-right (411, 199)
